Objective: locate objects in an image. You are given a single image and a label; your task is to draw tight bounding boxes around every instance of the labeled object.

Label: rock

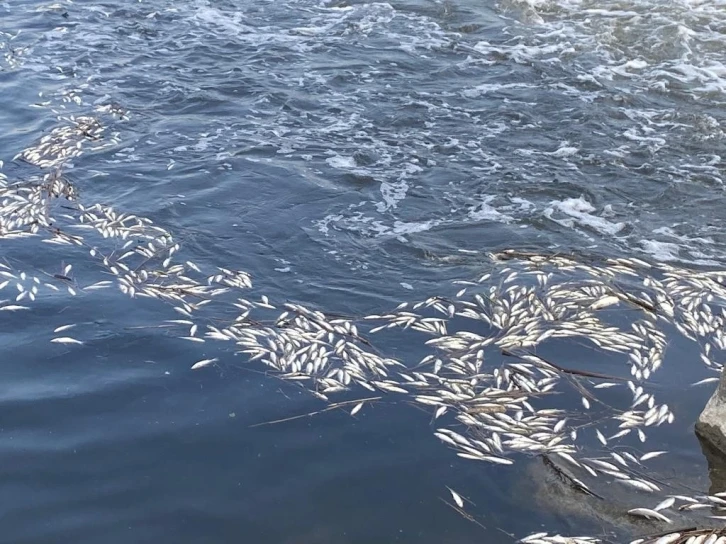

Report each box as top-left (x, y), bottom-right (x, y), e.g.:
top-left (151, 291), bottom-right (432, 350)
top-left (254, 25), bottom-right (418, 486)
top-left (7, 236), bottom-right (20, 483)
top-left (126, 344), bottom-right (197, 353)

top-left (696, 370), bottom-right (726, 459)
top-left (696, 431), bottom-right (726, 495)
top-left (520, 455), bottom-right (698, 535)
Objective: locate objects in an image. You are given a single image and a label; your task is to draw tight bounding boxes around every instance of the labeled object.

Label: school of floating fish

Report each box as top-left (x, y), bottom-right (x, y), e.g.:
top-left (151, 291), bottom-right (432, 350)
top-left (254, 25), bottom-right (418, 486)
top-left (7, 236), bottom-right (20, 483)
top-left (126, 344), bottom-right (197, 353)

top-left (3, 100), bottom-right (726, 544)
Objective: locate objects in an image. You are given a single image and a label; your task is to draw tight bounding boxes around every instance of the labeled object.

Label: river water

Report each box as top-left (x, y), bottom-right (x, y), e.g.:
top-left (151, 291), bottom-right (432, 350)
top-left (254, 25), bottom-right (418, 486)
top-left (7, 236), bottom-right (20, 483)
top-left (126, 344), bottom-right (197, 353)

top-left (1, 0), bottom-right (726, 542)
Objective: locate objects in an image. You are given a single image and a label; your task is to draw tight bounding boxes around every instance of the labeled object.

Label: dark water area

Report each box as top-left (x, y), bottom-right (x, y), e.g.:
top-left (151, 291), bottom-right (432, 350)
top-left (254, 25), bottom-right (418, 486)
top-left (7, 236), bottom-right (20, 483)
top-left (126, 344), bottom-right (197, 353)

top-left (2, 0), bottom-right (726, 542)
top-left (1, 333), bottom-right (520, 544)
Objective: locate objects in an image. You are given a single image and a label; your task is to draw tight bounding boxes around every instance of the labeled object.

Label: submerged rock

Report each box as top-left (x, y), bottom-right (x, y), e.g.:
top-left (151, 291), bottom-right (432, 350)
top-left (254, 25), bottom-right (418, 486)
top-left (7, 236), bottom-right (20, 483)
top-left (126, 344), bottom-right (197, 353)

top-left (697, 430), bottom-right (726, 495)
top-left (696, 370), bottom-right (726, 461)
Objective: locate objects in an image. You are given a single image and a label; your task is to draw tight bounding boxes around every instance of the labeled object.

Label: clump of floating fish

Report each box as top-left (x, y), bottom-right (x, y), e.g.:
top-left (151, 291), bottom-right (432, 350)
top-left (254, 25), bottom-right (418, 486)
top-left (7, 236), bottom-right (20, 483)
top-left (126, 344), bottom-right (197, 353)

top-left (523, 526), bottom-right (726, 544)
top-left (3, 100), bottom-right (726, 543)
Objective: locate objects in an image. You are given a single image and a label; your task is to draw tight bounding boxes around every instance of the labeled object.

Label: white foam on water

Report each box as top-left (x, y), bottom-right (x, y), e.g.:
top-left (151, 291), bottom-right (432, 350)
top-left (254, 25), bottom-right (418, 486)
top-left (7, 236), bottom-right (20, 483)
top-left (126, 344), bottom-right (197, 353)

top-left (544, 197), bottom-right (625, 236)
top-left (636, 225), bottom-right (722, 265)
top-left (375, 163), bottom-right (422, 213)
top-left (509, 197), bottom-right (536, 211)
top-left (468, 195), bottom-right (514, 223)
top-left (472, 40), bottom-right (568, 64)
top-left (377, 180), bottom-right (409, 212)
top-left (546, 142), bottom-right (579, 158)
top-left (498, 0), bottom-right (726, 104)
top-left (5, 0), bottom-right (726, 271)
top-left (315, 192), bottom-right (521, 245)
top-left (461, 82), bottom-right (538, 99)
top-left (390, 219), bottom-right (440, 235)
top-left (639, 239), bottom-right (682, 262)
top-left (193, 3), bottom-right (255, 34)
top-left (326, 155), bottom-right (357, 169)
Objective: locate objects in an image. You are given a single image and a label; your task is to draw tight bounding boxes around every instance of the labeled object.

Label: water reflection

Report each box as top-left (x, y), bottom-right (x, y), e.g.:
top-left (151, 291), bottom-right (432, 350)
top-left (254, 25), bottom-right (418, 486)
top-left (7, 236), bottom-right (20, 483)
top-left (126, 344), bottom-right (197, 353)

top-left (698, 432), bottom-right (726, 496)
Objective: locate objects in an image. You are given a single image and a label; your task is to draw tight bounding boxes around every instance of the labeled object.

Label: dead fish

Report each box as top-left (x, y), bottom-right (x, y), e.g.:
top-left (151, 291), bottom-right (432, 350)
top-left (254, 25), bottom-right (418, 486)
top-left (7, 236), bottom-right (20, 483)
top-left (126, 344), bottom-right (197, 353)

top-left (51, 337), bottom-right (83, 345)
top-left (191, 358), bottom-right (218, 370)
